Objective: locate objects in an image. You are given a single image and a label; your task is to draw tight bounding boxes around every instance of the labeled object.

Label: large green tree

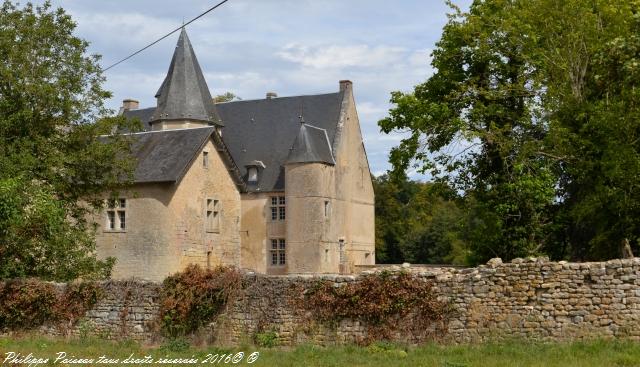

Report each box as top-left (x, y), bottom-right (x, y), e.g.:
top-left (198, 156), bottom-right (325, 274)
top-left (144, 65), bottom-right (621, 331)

top-left (374, 175), bottom-right (467, 265)
top-left (380, 0), bottom-right (640, 262)
top-left (0, 1), bottom-right (137, 280)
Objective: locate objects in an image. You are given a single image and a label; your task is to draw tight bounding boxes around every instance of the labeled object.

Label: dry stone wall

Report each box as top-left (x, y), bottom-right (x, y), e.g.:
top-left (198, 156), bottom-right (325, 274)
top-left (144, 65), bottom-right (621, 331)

top-left (29, 258), bottom-right (640, 345)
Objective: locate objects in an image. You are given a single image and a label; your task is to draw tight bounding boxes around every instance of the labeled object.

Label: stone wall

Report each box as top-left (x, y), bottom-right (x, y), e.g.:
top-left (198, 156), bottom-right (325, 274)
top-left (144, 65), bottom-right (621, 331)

top-left (38, 257), bottom-right (640, 345)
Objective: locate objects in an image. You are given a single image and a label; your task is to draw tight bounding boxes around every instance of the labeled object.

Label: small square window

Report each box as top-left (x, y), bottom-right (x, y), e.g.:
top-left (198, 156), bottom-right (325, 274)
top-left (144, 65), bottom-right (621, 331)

top-left (119, 199), bottom-right (126, 208)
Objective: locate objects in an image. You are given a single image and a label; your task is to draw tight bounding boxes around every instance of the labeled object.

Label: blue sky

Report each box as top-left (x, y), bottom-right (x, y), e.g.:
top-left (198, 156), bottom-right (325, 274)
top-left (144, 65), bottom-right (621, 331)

top-left (40, 0), bottom-right (471, 177)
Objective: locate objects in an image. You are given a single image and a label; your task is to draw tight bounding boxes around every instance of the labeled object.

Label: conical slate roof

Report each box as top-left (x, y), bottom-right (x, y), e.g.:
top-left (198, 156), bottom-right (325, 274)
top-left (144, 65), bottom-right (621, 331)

top-left (286, 122), bottom-right (335, 165)
top-left (150, 28), bottom-right (222, 126)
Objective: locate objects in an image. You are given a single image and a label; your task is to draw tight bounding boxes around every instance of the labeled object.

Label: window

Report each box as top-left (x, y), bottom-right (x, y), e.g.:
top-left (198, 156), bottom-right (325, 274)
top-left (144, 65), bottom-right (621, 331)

top-left (105, 198), bottom-right (126, 231)
top-left (270, 239), bottom-right (286, 266)
top-left (324, 200), bottom-right (331, 218)
top-left (270, 196), bottom-right (285, 221)
top-left (203, 151), bottom-right (209, 168)
top-left (339, 239), bottom-right (346, 264)
top-left (107, 211), bottom-right (115, 230)
top-left (248, 167), bottom-right (258, 182)
top-left (206, 198), bottom-right (220, 232)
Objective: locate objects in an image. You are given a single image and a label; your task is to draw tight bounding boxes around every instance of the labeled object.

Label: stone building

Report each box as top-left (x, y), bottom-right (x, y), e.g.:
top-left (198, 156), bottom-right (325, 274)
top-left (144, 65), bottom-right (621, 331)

top-left (95, 29), bottom-right (375, 280)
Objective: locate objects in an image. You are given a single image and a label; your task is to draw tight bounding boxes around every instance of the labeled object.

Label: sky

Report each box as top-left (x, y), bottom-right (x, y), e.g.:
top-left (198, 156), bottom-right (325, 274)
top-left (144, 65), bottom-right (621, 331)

top-left (36, 0), bottom-right (472, 178)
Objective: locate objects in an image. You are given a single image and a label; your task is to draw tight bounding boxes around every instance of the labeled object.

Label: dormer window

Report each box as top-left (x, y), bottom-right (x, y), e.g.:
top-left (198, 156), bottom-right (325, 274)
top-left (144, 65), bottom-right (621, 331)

top-left (245, 160), bottom-right (266, 184)
top-left (248, 167), bottom-right (258, 182)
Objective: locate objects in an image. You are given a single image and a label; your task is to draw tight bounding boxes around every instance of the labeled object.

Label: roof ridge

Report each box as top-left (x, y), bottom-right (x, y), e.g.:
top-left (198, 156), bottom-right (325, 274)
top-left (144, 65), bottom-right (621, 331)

top-left (216, 91), bottom-right (342, 105)
top-left (102, 126), bottom-right (215, 137)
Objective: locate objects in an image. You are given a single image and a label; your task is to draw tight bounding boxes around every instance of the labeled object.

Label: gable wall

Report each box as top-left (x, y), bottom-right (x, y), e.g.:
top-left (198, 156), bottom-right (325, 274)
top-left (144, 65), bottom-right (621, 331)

top-left (330, 86), bottom-right (375, 271)
top-left (94, 137), bottom-right (241, 281)
top-left (169, 138), bottom-right (242, 271)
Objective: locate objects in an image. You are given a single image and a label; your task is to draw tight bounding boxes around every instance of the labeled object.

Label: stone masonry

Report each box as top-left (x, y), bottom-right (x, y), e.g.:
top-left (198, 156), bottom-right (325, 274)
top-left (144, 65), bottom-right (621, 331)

top-left (30, 257), bottom-right (640, 345)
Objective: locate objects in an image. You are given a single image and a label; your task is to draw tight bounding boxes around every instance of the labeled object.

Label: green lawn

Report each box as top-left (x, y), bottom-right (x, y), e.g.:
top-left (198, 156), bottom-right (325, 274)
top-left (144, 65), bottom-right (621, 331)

top-left (1, 335), bottom-right (640, 367)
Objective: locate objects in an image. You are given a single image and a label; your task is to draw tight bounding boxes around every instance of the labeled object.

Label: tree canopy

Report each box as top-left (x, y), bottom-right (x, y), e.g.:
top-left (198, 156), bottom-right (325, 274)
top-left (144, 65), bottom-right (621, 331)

top-left (379, 0), bottom-right (640, 263)
top-left (0, 1), bottom-right (137, 280)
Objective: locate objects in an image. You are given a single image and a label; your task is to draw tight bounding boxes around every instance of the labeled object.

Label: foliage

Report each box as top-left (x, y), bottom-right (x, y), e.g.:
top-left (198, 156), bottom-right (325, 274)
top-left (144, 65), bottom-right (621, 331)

top-left (0, 278), bottom-right (102, 330)
top-left (0, 1), bottom-right (139, 280)
top-left (374, 175), bottom-right (469, 264)
top-left (254, 330), bottom-right (279, 348)
top-left (157, 265), bottom-right (242, 337)
top-left (213, 92), bottom-right (241, 103)
top-left (292, 271), bottom-right (449, 342)
top-left (379, 0), bottom-right (640, 262)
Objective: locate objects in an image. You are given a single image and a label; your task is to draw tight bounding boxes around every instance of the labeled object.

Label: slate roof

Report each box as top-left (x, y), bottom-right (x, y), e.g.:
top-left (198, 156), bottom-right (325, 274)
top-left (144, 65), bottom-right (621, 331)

top-left (127, 127), bottom-right (215, 183)
top-left (123, 92), bottom-right (345, 192)
top-left (150, 29), bottom-right (222, 126)
top-left (286, 123), bottom-right (335, 165)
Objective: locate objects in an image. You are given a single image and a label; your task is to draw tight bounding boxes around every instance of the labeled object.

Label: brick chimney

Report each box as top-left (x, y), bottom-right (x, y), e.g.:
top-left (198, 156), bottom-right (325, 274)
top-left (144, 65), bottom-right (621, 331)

top-left (339, 80), bottom-right (352, 92)
top-left (122, 99), bottom-right (139, 111)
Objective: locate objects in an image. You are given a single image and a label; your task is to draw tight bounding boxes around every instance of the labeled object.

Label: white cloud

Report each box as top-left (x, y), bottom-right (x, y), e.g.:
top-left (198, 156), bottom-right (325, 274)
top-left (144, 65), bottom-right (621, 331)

top-left (277, 43), bottom-right (407, 69)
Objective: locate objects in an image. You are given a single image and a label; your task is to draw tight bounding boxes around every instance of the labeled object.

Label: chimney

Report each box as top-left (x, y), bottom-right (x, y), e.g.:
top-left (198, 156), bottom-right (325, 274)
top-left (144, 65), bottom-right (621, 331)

top-left (266, 92), bottom-right (278, 99)
top-left (339, 80), bottom-right (352, 92)
top-left (122, 99), bottom-right (139, 111)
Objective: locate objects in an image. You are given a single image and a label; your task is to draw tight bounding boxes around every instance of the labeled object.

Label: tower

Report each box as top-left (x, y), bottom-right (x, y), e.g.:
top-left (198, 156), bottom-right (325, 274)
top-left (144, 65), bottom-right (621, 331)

top-left (149, 28), bottom-right (222, 130)
top-left (284, 120), bottom-right (337, 273)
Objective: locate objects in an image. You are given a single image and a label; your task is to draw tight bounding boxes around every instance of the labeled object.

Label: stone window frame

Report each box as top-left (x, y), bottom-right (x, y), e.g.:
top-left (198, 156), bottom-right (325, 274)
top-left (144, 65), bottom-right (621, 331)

top-left (105, 198), bottom-right (127, 232)
top-left (202, 150), bottom-right (210, 169)
top-left (269, 238), bottom-right (286, 266)
top-left (270, 196), bottom-right (285, 221)
top-left (206, 198), bottom-right (221, 233)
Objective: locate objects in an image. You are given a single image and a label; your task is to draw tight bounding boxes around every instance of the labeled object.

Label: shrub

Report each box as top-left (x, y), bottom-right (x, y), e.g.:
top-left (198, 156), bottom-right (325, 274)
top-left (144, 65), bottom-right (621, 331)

top-left (158, 265), bottom-right (242, 337)
top-left (291, 271), bottom-right (449, 342)
top-left (0, 279), bottom-right (58, 329)
top-left (254, 330), bottom-right (279, 348)
top-left (0, 278), bottom-right (102, 330)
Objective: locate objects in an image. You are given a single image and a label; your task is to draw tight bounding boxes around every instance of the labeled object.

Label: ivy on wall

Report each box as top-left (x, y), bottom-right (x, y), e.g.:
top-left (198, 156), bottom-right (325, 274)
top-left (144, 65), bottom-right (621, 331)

top-left (157, 265), bottom-right (242, 337)
top-left (0, 279), bottom-right (102, 331)
top-left (291, 271), bottom-right (450, 342)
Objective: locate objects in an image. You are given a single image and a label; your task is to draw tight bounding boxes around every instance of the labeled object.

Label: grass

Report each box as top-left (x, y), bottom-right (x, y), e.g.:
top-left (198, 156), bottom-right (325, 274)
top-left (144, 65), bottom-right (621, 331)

top-left (0, 335), bottom-right (639, 366)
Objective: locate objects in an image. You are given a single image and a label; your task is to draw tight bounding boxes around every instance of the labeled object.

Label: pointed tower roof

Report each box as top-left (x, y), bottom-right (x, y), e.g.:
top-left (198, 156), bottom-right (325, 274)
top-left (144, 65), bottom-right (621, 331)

top-left (150, 28), bottom-right (222, 126)
top-left (286, 122), bottom-right (335, 165)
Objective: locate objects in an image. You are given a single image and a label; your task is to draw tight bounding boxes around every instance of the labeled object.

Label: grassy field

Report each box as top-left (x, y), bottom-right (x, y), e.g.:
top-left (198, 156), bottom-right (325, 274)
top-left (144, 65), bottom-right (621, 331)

top-left (1, 335), bottom-right (640, 367)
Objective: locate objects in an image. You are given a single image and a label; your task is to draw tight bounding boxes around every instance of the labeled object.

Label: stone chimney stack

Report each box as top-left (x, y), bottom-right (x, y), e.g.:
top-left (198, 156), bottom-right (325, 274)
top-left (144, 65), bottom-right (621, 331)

top-left (339, 80), bottom-right (352, 92)
top-left (122, 99), bottom-right (139, 111)
top-left (266, 92), bottom-right (278, 99)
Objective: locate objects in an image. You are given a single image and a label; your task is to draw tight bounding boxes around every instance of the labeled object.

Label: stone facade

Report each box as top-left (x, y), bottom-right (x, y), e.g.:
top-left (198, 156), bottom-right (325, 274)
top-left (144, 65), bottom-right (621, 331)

top-left (233, 81), bottom-right (375, 276)
top-left (38, 258), bottom-right (640, 344)
top-left (93, 139), bottom-right (242, 282)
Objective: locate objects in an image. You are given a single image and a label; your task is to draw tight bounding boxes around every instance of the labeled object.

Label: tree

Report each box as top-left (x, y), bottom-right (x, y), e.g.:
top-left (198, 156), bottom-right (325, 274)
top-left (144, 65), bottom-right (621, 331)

top-left (379, 0), bottom-right (640, 262)
top-left (213, 92), bottom-right (241, 103)
top-left (0, 1), bottom-right (137, 281)
top-left (374, 175), bottom-right (468, 265)
top-left (379, 0), bottom-right (555, 262)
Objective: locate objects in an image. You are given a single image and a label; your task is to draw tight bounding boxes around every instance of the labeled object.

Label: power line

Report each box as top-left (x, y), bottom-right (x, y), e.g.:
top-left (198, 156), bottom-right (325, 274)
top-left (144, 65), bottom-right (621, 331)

top-left (103, 0), bottom-right (231, 72)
